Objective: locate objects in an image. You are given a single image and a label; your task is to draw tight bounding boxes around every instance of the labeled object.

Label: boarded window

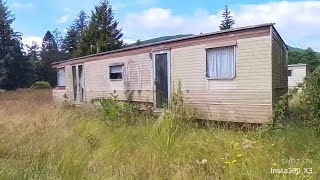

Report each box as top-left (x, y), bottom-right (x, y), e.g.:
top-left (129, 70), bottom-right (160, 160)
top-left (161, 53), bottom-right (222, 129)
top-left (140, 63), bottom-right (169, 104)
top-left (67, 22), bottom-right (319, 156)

top-left (206, 46), bottom-right (235, 79)
top-left (57, 68), bottom-right (65, 86)
top-left (110, 65), bottom-right (123, 80)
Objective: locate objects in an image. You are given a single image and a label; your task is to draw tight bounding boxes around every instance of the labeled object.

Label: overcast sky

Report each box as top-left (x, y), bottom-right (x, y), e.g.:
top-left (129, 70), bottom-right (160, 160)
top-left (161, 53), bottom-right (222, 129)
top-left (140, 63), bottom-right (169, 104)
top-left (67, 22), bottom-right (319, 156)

top-left (9, 0), bottom-right (320, 51)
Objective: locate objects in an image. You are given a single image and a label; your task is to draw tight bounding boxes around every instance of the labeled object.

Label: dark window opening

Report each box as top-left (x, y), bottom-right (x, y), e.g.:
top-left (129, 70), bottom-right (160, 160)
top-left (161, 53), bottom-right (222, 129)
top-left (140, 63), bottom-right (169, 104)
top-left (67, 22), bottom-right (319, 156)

top-left (109, 65), bottom-right (123, 80)
top-left (288, 70), bottom-right (292, 76)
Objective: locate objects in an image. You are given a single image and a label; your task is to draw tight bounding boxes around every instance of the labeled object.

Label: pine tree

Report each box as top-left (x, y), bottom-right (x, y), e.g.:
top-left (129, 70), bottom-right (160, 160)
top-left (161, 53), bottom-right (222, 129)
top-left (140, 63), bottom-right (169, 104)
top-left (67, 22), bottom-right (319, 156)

top-left (0, 0), bottom-right (33, 89)
top-left (73, 10), bottom-right (88, 57)
top-left (62, 26), bottom-right (78, 59)
top-left (61, 10), bottom-right (89, 59)
top-left (75, 10), bottom-right (88, 37)
top-left (39, 31), bottom-right (60, 86)
top-left (26, 42), bottom-right (41, 82)
top-left (26, 41), bottom-right (40, 62)
top-left (219, 5), bottom-right (235, 30)
top-left (80, 0), bottom-right (123, 55)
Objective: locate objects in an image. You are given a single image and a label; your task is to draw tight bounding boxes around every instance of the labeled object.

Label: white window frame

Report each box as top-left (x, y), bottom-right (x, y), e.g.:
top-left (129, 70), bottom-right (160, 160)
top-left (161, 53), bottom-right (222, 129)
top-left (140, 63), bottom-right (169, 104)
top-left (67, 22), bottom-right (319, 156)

top-left (57, 68), bottom-right (65, 87)
top-left (206, 46), bottom-right (236, 80)
top-left (109, 64), bottom-right (123, 81)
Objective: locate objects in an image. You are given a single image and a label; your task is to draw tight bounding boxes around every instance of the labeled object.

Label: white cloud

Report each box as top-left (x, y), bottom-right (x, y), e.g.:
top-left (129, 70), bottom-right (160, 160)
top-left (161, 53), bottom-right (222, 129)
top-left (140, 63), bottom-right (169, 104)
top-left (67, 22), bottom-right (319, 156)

top-left (123, 38), bottom-right (137, 44)
top-left (234, 1), bottom-right (320, 48)
top-left (123, 8), bottom-right (220, 40)
top-left (22, 36), bottom-right (43, 51)
top-left (12, 2), bottom-right (34, 9)
top-left (56, 15), bottom-right (70, 24)
top-left (122, 1), bottom-right (320, 51)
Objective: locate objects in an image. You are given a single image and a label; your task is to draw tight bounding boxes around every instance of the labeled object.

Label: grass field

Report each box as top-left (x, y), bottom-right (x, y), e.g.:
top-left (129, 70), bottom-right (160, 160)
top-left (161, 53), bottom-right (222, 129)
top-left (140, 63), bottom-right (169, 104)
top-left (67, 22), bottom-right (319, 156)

top-left (0, 90), bottom-right (319, 179)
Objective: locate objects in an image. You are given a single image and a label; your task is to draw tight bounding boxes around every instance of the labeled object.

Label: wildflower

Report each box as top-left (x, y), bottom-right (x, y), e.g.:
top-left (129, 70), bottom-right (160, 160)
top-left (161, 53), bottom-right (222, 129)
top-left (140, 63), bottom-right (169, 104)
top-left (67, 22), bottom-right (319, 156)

top-left (271, 144), bottom-right (275, 146)
top-left (201, 159), bottom-right (208, 164)
top-left (243, 139), bottom-right (253, 149)
top-left (272, 163), bottom-right (277, 166)
top-left (196, 159), bottom-right (208, 165)
top-left (224, 161), bottom-right (231, 164)
top-left (253, 141), bottom-right (257, 144)
top-left (221, 157), bottom-right (225, 160)
top-left (232, 160), bottom-right (237, 163)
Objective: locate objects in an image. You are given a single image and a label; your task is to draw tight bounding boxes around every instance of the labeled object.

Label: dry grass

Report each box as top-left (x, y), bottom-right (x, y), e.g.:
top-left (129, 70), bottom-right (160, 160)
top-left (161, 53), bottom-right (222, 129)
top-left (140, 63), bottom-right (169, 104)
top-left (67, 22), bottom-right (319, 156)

top-left (0, 90), bottom-right (319, 179)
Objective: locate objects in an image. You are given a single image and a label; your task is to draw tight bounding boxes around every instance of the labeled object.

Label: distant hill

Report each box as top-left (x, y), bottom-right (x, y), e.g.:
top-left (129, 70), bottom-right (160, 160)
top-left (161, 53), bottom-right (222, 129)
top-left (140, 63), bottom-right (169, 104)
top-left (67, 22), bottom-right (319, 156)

top-left (287, 45), bottom-right (305, 52)
top-left (288, 45), bottom-right (320, 57)
top-left (127, 34), bottom-right (193, 47)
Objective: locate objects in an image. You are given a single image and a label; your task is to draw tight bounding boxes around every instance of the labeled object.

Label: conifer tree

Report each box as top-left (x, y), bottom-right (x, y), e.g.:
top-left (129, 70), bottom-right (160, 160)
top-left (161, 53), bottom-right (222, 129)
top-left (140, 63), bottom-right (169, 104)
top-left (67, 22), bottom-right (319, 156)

top-left (0, 0), bottom-right (33, 89)
top-left (80, 0), bottom-right (123, 55)
top-left (39, 31), bottom-right (60, 86)
top-left (62, 10), bottom-right (89, 58)
top-left (219, 5), bottom-right (235, 30)
top-left (62, 26), bottom-right (78, 59)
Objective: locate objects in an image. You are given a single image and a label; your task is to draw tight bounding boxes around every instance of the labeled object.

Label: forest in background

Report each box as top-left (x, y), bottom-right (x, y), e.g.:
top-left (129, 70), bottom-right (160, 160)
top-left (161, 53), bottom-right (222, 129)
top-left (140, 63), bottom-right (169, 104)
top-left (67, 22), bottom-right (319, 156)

top-left (0, 0), bottom-right (319, 90)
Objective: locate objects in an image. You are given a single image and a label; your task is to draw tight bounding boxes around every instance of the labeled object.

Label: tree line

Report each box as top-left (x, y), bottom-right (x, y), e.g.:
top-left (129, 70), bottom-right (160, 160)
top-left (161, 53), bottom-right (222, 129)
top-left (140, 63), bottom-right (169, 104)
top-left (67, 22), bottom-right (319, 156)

top-left (288, 47), bottom-right (320, 72)
top-left (0, 0), bottom-right (123, 90)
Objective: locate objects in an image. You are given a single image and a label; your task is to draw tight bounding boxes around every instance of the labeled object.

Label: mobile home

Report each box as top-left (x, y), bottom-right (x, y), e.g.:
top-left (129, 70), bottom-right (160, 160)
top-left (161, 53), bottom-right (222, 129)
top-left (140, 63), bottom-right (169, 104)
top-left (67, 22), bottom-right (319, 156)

top-left (288, 64), bottom-right (309, 89)
top-left (52, 23), bottom-right (288, 123)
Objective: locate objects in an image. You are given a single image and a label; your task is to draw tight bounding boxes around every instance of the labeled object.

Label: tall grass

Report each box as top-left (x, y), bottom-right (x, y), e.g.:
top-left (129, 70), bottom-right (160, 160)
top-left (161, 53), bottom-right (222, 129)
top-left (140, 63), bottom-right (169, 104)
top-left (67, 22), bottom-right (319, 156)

top-left (0, 90), bottom-right (319, 179)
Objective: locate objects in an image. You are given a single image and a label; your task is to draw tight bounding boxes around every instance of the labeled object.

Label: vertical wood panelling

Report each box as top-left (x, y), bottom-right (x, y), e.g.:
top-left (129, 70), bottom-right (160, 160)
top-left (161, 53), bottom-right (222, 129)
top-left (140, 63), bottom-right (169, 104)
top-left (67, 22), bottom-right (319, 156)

top-left (271, 29), bottom-right (288, 106)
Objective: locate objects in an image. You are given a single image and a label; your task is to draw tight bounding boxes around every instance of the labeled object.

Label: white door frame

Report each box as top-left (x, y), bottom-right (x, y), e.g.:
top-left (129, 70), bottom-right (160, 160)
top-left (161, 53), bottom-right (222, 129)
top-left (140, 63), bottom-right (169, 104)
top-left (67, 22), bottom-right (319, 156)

top-left (152, 50), bottom-right (171, 110)
top-left (72, 64), bottom-right (85, 102)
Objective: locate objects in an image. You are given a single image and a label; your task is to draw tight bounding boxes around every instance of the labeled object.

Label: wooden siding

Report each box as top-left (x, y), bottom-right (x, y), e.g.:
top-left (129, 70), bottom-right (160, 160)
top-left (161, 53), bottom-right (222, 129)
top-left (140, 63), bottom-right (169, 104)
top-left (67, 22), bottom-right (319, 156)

top-left (64, 65), bottom-right (74, 101)
top-left (53, 65), bottom-right (73, 102)
top-left (52, 89), bottom-right (67, 102)
top-left (271, 28), bottom-right (288, 106)
top-left (288, 65), bottom-right (307, 89)
top-left (171, 36), bottom-right (272, 123)
top-left (84, 54), bottom-right (153, 102)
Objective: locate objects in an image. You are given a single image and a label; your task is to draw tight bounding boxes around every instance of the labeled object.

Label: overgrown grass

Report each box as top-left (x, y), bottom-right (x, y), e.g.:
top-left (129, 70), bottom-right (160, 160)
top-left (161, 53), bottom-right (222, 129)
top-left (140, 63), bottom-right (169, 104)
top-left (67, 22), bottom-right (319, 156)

top-left (0, 90), bottom-right (319, 179)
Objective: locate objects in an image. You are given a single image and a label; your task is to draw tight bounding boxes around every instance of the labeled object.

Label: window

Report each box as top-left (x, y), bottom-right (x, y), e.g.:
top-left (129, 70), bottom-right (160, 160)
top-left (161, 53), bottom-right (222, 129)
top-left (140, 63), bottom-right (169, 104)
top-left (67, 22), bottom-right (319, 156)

top-left (109, 65), bottom-right (123, 80)
top-left (57, 68), bottom-right (65, 86)
top-left (206, 46), bottom-right (235, 79)
top-left (288, 70), bottom-right (292, 76)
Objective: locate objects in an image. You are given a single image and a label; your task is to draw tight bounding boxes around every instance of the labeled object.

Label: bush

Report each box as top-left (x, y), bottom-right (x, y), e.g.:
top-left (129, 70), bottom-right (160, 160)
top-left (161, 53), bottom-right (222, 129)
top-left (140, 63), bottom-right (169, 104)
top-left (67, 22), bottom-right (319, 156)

top-left (152, 81), bottom-right (198, 152)
top-left (30, 81), bottom-right (52, 90)
top-left (99, 91), bottom-right (148, 127)
top-left (299, 66), bottom-right (320, 134)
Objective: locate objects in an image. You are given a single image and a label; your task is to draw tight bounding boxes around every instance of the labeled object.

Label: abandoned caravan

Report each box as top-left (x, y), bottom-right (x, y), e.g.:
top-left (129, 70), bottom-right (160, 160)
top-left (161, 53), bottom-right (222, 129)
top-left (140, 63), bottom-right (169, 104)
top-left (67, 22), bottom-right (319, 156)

top-left (52, 23), bottom-right (288, 123)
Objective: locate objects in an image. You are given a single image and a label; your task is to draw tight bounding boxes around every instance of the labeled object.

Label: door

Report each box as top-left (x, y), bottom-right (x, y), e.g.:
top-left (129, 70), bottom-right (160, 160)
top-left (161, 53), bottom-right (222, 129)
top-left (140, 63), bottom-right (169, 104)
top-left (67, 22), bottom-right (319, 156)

top-left (153, 51), bottom-right (171, 109)
top-left (72, 64), bottom-right (85, 102)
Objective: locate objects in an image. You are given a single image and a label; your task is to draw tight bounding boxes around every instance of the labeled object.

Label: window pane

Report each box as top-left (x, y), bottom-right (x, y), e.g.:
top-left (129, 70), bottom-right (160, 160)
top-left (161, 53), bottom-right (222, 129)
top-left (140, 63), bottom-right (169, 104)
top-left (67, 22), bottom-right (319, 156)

top-left (110, 65), bottom-right (122, 73)
top-left (206, 46), bottom-right (235, 79)
top-left (110, 65), bottom-right (123, 80)
top-left (57, 68), bottom-right (65, 86)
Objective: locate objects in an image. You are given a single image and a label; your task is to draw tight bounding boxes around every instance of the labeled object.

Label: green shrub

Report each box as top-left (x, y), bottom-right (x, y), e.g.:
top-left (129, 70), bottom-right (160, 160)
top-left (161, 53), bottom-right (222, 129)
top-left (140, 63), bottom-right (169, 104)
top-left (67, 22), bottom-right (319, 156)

top-left (99, 91), bottom-right (145, 127)
top-left (30, 81), bottom-right (52, 90)
top-left (152, 81), bottom-right (199, 152)
top-left (272, 94), bottom-right (290, 130)
top-left (299, 67), bottom-right (320, 134)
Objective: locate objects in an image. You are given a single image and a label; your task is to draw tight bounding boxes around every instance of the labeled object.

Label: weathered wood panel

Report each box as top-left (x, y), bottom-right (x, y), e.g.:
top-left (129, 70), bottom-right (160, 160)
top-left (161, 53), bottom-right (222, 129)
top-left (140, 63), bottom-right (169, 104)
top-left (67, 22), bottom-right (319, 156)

top-left (271, 27), bottom-right (288, 106)
top-left (171, 36), bottom-right (272, 123)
